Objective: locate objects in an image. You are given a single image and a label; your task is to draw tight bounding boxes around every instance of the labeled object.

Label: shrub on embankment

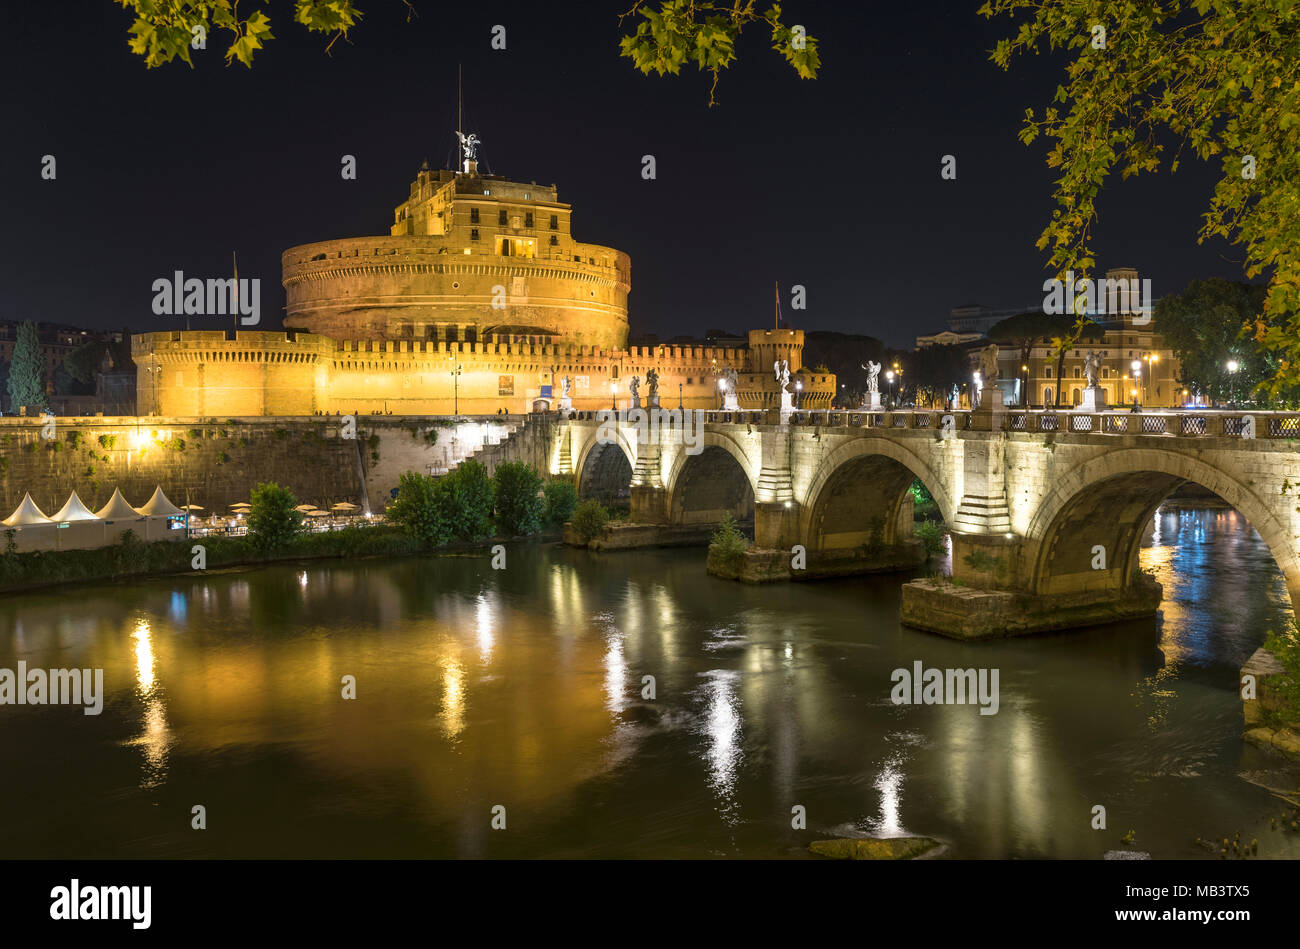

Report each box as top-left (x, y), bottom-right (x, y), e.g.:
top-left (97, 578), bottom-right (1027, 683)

top-left (706, 512), bottom-right (751, 578)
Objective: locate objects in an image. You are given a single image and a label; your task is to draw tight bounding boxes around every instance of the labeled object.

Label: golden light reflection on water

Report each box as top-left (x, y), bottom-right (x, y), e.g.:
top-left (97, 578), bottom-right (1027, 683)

top-left (475, 595), bottom-right (494, 663)
top-left (603, 628), bottom-right (627, 714)
top-left (127, 617), bottom-right (172, 789)
top-left (439, 655), bottom-right (466, 739)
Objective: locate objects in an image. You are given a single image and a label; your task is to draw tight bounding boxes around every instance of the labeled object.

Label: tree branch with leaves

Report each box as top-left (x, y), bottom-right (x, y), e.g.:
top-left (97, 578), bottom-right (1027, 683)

top-left (618, 1), bottom-right (819, 105)
top-left (979, 0), bottom-right (1300, 397)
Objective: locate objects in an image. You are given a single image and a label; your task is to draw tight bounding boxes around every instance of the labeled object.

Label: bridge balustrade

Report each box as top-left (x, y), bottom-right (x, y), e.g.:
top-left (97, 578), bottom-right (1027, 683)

top-left (1140, 415), bottom-right (1167, 435)
top-left (1269, 417), bottom-right (1300, 437)
top-left (1179, 415), bottom-right (1207, 436)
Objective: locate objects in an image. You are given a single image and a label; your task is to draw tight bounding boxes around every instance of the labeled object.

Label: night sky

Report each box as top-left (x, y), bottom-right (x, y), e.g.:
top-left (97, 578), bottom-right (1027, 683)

top-left (2, 1), bottom-right (1251, 348)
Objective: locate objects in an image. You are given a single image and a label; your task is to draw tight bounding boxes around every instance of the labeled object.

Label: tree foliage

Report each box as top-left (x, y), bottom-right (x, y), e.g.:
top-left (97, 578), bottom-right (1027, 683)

top-left (386, 470), bottom-right (451, 548)
top-left (113, 0), bottom-right (818, 103)
top-left (114, 0), bottom-right (366, 67)
top-left (619, 1), bottom-right (819, 105)
top-left (570, 499), bottom-right (611, 543)
top-left (980, 0), bottom-right (1300, 395)
top-left (1154, 278), bottom-right (1269, 403)
top-left (8, 321), bottom-right (46, 413)
top-left (988, 311), bottom-right (1072, 368)
top-left (492, 461), bottom-right (545, 536)
top-left (441, 459), bottom-right (493, 541)
top-left (543, 478), bottom-right (579, 526)
top-left (247, 481), bottom-right (303, 550)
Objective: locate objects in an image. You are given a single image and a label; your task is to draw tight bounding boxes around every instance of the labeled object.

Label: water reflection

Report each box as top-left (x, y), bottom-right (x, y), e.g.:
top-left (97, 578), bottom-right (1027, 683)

top-left (699, 669), bottom-right (742, 824)
top-left (0, 502), bottom-right (1295, 859)
top-left (128, 616), bottom-right (171, 789)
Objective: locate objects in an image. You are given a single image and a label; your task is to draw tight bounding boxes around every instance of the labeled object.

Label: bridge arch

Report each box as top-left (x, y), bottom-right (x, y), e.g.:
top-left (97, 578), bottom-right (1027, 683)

top-left (663, 430), bottom-right (758, 528)
top-left (1022, 448), bottom-right (1300, 605)
top-left (573, 427), bottom-right (635, 508)
top-left (799, 437), bottom-right (956, 553)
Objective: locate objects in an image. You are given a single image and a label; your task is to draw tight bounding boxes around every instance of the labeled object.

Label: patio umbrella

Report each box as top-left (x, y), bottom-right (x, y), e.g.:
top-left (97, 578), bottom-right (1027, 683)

top-left (181, 504), bottom-right (204, 511)
top-left (294, 504), bottom-right (316, 512)
top-left (331, 502), bottom-right (360, 511)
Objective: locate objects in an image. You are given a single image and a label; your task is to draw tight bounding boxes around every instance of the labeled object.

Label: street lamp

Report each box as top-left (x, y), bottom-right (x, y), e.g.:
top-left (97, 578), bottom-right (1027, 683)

top-left (885, 369), bottom-right (895, 408)
top-left (609, 380), bottom-right (617, 411)
top-left (1227, 358), bottom-right (1240, 407)
top-left (1130, 358), bottom-right (1141, 412)
top-left (448, 352), bottom-right (462, 416)
top-left (795, 379), bottom-right (803, 410)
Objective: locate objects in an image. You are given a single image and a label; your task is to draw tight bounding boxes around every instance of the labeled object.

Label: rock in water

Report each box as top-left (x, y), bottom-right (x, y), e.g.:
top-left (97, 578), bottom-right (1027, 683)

top-left (809, 837), bottom-right (940, 860)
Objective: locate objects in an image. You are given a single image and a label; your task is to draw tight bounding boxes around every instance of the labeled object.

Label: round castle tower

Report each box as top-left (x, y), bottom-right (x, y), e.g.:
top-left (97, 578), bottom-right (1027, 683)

top-left (281, 157), bottom-right (630, 351)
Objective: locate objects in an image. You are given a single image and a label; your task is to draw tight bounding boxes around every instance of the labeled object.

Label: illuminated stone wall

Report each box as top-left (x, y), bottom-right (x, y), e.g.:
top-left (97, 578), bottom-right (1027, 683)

top-left (133, 331), bottom-right (754, 416)
top-left (0, 418), bottom-right (362, 518)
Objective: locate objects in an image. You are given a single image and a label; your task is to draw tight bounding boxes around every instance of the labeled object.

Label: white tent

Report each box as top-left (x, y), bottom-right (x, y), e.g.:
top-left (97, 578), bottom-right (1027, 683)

top-left (136, 486), bottom-right (184, 517)
top-left (51, 490), bottom-right (100, 522)
top-left (2, 493), bottom-right (53, 526)
top-left (95, 488), bottom-right (142, 520)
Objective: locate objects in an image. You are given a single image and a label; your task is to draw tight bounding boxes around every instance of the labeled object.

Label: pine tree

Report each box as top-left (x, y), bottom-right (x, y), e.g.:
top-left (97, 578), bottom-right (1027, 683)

top-left (8, 320), bottom-right (47, 413)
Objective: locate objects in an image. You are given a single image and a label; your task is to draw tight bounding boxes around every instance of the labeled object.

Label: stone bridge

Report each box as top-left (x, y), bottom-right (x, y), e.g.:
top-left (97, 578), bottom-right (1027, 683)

top-left (551, 406), bottom-right (1300, 639)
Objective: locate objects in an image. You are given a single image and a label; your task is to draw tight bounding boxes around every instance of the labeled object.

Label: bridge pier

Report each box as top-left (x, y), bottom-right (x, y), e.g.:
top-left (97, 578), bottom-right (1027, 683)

top-left (630, 485), bottom-right (669, 524)
top-left (902, 525), bottom-right (1162, 640)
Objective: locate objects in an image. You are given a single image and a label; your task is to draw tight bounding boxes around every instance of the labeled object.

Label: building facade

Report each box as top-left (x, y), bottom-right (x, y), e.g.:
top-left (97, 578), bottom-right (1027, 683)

top-left (995, 269), bottom-right (1182, 408)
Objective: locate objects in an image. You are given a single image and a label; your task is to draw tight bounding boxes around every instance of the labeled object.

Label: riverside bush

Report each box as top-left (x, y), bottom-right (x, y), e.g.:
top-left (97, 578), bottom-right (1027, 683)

top-left (543, 479), bottom-right (578, 526)
top-left (441, 460), bottom-right (493, 540)
top-left (493, 461), bottom-right (545, 536)
top-left (570, 500), bottom-right (610, 543)
top-left (914, 520), bottom-right (947, 559)
top-left (248, 482), bottom-right (304, 551)
top-left (707, 511), bottom-right (750, 572)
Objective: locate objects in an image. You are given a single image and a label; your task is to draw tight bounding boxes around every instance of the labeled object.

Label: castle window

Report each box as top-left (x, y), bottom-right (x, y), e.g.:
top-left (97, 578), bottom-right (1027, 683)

top-left (550, 215), bottom-right (558, 230)
top-left (471, 229), bottom-right (479, 241)
top-left (549, 235), bottom-right (558, 246)
top-left (470, 208), bottom-right (480, 224)
top-left (525, 212), bottom-right (534, 229)
top-left (498, 209), bottom-right (508, 226)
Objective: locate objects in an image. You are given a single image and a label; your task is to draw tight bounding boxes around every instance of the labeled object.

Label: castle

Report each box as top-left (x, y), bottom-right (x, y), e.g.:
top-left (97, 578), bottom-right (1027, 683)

top-left (132, 141), bottom-right (835, 417)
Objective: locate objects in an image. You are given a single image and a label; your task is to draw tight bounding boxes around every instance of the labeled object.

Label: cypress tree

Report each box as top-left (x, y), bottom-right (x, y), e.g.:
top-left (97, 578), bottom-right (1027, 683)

top-left (8, 320), bottom-right (46, 413)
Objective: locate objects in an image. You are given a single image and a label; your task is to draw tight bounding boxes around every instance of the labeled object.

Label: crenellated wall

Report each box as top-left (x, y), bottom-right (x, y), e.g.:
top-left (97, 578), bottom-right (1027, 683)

top-left (133, 330), bottom-right (756, 417)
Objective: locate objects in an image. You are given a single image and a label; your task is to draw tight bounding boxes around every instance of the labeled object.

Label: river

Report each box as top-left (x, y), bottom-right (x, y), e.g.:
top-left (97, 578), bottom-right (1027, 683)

top-left (1, 501), bottom-right (1297, 859)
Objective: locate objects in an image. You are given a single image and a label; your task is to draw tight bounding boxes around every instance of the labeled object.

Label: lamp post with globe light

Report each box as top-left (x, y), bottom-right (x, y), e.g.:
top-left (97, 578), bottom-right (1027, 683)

top-left (1227, 359), bottom-right (1240, 407)
top-left (1130, 359), bottom-right (1141, 412)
